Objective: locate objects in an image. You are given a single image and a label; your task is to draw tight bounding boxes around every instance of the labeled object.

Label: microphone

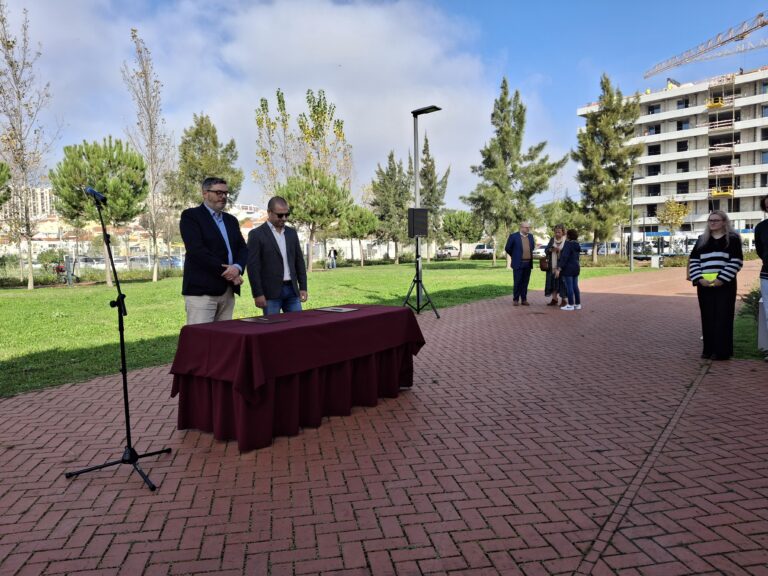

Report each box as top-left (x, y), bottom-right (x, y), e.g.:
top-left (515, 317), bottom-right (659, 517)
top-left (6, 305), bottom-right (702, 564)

top-left (84, 186), bottom-right (107, 205)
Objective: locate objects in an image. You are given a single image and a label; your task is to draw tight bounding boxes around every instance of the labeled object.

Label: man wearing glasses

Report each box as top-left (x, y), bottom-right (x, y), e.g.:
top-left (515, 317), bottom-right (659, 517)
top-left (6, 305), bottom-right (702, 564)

top-left (179, 177), bottom-right (248, 325)
top-left (247, 196), bottom-right (308, 314)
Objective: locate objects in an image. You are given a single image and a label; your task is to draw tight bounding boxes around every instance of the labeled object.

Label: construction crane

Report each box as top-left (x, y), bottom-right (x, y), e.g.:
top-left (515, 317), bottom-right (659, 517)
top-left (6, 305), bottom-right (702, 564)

top-left (644, 11), bottom-right (768, 78)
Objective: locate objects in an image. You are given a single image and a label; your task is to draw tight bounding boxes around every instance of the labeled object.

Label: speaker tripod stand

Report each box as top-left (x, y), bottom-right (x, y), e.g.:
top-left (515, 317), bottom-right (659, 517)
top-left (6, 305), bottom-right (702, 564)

top-left (64, 188), bottom-right (171, 491)
top-left (403, 236), bottom-right (440, 318)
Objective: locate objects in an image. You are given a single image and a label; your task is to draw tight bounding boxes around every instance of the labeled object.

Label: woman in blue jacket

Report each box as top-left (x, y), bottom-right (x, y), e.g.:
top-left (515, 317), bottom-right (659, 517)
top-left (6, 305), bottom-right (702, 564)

top-left (555, 229), bottom-right (581, 311)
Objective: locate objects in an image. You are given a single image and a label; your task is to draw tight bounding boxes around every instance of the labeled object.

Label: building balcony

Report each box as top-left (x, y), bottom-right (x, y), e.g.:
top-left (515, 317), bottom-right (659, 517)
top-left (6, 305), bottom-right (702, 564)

top-left (707, 118), bottom-right (734, 131)
top-left (708, 164), bottom-right (735, 176)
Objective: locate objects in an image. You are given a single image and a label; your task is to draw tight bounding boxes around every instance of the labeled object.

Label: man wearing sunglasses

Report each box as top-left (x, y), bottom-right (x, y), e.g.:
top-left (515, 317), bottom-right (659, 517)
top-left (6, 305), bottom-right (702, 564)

top-left (246, 196), bottom-right (308, 314)
top-left (180, 177), bottom-right (248, 324)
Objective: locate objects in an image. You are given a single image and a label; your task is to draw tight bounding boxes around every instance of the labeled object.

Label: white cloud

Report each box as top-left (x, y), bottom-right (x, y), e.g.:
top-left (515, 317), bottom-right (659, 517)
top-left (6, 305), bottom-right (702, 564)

top-left (6, 0), bottom-right (564, 209)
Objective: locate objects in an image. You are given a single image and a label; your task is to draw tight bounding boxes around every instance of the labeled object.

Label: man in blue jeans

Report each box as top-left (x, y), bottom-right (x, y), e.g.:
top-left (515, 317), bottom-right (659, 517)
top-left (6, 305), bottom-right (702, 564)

top-left (504, 221), bottom-right (535, 306)
top-left (246, 196), bottom-right (308, 314)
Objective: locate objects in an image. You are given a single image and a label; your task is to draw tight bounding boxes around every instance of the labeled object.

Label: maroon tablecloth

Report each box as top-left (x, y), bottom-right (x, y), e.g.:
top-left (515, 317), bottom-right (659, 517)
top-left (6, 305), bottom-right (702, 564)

top-left (170, 305), bottom-right (425, 451)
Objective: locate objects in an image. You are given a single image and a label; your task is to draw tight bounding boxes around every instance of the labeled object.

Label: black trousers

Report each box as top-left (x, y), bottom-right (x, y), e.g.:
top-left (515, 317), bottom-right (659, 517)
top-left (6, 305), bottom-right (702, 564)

top-left (697, 280), bottom-right (737, 358)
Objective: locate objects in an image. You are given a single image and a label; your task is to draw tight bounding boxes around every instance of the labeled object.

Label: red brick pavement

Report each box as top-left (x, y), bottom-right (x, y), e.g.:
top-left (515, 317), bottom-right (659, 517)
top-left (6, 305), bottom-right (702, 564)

top-left (1, 262), bottom-right (766, 575)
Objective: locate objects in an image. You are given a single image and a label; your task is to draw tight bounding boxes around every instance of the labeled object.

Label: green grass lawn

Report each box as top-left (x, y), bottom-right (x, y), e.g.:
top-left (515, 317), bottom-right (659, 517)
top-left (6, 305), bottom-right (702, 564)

top-left (0, 261), bottom-right (633, 397)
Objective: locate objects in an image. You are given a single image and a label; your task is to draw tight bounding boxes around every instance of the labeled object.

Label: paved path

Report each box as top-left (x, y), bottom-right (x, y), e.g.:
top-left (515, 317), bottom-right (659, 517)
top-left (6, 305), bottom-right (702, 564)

top-left (1, 262), bottom-right (766, 575)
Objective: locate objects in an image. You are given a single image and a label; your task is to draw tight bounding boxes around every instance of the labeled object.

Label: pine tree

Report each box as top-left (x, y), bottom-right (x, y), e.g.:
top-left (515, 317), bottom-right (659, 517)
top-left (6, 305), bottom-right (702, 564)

top-left (369, 151), bottom-right (412, 264)
top-left (419, 135), bottom-right (450, 261)
top-left (340, 204), bottom-right (378, 267)
top-left (173, 113), bottom-right (243, 206)
top-left (277, 162), bottom-right (352, 272)
top-left (462, 77), bottom-right (567, 266)
top-left (442, 210), bottom-right (482, 259)
top-left (49, 137), bottom-right (148, 285)
top-left (572, 74), bottom-right (642, 263)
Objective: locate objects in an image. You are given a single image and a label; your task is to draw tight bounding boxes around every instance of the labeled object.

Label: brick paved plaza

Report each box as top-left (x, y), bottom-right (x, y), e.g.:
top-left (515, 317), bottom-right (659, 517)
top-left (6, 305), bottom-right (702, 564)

top-left (1, 262), bottom-right (766, 575)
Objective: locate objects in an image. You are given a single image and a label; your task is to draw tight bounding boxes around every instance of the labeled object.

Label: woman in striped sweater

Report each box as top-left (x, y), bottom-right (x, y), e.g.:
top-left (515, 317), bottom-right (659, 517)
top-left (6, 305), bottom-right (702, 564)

top-left (688, 210), bottom-right (743, 360)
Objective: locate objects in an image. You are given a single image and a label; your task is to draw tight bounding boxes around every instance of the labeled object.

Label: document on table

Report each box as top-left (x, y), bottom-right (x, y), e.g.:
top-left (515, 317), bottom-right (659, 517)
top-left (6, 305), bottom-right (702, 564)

top-left (316, 307), bottom-right (358, 313)
top-left (240, 316), bottom-right (289, 323)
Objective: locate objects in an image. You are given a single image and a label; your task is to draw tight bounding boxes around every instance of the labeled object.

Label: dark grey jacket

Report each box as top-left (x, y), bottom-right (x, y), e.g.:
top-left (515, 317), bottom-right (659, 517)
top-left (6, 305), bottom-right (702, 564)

top-left (246, 223), bottom-right (307, 299)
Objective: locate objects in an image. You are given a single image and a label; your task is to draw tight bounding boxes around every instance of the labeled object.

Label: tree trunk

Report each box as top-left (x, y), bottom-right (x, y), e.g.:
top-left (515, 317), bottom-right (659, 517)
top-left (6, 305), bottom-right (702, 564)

top-left (394, 241), bottom-right (399, 265)
top-left (459, 240), bottom-right (463, 260)
top-left (350, 238), bottom-right (354, 263)
top-left (358, 238), bottom-right (364, 267)
top-left (26, 239), bottom-right (34, 290)
top-left (592, 230), bottom-right (598, 265)
top-left (17, 240), bottom-right (23, 281)
top-left (103, 241), bottom-right (113, 287)
top-left (492, 234), bottom-right (498, 267)
top-left (307, 229), bottom-right (315, 272)
top-left (151, 236), bottom-right (159, 282)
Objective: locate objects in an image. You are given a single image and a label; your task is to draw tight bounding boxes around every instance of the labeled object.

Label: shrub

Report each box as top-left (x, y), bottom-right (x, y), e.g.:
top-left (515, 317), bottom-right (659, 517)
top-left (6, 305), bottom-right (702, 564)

top-left (470, 253), bottom-right (494, 260)
top-left (738, 286), bottom-right (762, 320)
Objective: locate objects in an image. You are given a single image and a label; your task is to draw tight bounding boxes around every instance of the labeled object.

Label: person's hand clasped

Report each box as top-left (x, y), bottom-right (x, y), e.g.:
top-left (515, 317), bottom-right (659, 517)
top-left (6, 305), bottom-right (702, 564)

top-left (221, 264), bottom-right (241, 282)
top-left (254, 295), bottom-right (267, 309)
top-left (300, 290), bottom-right (308, 302)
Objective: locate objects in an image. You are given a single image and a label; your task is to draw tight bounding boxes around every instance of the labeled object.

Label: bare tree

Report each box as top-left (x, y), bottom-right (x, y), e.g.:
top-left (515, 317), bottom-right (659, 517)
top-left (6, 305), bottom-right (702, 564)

top-left (0, 2), bottom-right (56, 289)
top-left (122, 28), bottom-right (174, 282)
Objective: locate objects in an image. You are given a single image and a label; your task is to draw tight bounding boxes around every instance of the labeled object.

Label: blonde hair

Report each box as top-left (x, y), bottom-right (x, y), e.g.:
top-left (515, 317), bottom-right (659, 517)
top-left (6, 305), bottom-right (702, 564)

top-left (697, 209), bottom-right (738, 247)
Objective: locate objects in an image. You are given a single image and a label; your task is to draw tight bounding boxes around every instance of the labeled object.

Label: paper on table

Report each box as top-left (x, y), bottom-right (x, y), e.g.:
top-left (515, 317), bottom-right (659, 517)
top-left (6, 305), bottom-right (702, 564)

top-left (240, 316), bottom-right (289, 323)
top-left (316, 307), bottom-right (358, 313)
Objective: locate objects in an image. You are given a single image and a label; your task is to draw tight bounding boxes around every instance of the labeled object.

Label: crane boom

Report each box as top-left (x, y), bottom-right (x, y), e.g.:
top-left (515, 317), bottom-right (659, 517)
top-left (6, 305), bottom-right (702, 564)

top-left (644, 11), bottom-right (768, 78)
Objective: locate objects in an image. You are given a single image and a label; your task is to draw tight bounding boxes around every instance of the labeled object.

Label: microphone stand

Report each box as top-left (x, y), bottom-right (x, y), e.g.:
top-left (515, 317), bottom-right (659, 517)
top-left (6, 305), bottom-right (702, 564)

top-left (64, 193), bottom-right (171, 491)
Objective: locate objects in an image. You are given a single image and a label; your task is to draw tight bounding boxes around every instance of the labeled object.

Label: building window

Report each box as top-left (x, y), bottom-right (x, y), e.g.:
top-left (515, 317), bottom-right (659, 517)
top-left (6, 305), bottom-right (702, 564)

top-left (761, 128), bottom-right (768, 141)
top-left (677, 181), bottom-right (689, 194)
top-left (647, 124), bottom-right (661, 135)
top-left (761, 173), bottom-right (768, 187)
top-left (648, 104), bottom-right (661, 115)
top-left (762, 151), bottom-right (768, 164)
top-left (732, 198), bottom-right (740, 212)
top-left (762, 80), bottom-right (768, 94)
top-left (677, 161), bottom-right (689, 173)
top-left (647, 164), bottom-right (661, 176)
top-left (647, 184), bottom-right (661, 196)
top-left (648, 144), bottom-right (661, 156)
top-left (677, 119), bottom-right (690, 131)
top-left (676, 98), bottom-right (689, 109)
top-left (677, 140), bottom-right (689, 152)
top-left (762, 105), bottom-right (768, 118)
top-left (647, 204), bottom-right (657, 218)
top-left (710, 199), bottom-right (721, 211)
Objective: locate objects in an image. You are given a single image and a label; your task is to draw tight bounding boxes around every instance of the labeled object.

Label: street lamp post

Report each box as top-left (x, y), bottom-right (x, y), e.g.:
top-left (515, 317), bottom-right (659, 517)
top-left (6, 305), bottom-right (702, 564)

top-left (404, 105), bottom-right (441, 317)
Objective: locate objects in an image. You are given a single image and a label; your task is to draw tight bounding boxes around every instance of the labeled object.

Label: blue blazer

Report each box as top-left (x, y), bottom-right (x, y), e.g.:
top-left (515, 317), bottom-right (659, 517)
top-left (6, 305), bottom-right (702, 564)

top-left (180, 204), bottom-right (248, 296)
top-left (504, 232), bottom-right (535, 270)
top-left (557, 240), bottom-right (581, 276)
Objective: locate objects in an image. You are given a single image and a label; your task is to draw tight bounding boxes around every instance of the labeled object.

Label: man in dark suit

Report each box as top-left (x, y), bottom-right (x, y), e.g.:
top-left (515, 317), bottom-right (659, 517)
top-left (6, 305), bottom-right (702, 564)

top-left (504, 221), bottom-right (535, 306)
top-left (247, 196), bottom-right (308, 314)
top-left (180, 177), bottom-right (248, 324)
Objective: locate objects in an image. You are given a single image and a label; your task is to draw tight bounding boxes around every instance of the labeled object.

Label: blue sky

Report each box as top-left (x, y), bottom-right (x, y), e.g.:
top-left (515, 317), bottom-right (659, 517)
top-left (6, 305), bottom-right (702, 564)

top-left (8, 0), bottom-right (768, 209)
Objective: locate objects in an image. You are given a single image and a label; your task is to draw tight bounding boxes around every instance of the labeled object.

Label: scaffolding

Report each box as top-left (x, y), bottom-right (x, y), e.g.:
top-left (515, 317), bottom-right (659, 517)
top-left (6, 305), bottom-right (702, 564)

top-left (706, 74), bottom-right (737, 211)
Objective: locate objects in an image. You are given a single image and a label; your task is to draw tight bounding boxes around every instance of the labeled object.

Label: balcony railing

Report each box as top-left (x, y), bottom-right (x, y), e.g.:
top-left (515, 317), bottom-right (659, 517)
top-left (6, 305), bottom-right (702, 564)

top-left (707, 118), bottom-right (733, 130)
top-left (709, 142), bottom-right (736, 152)
top-left (708, 164), bottom-right (735, 175)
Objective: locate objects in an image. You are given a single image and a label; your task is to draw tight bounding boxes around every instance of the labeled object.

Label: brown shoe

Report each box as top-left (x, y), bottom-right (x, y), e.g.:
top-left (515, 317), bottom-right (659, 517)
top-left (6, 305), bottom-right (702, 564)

top-left (513, 301), bottom-right (520, 306)
top-left (560, 298), bottom-right (567, 307)
top-left (547, 299), bottom-right (558, 306)
top-left (521, 301), bottom-right (530, 306)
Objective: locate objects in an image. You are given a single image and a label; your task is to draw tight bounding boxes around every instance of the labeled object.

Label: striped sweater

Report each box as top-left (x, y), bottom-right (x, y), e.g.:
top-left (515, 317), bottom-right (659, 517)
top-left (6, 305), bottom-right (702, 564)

top-left (688, 233), bottom-right (743, 285)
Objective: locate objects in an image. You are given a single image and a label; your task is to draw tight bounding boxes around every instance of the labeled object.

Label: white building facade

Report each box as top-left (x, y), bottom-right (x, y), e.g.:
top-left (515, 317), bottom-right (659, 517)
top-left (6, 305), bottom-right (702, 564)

top-left (578, 67), bottom-right (768, 244)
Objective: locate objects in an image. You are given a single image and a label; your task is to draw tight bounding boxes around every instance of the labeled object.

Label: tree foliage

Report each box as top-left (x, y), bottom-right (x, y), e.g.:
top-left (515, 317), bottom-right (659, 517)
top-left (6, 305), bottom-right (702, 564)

top-left (369, 151), bottom-right (412, 264)
top-left (572, 74), bottom-right (642, 262)
top-left (442, 210), bottom-right (483, 259)
top-left (122, 28), bottom-right (174, 281)
top-left (172, 112), bottom-right (243, 206)
top-left (419, 134), bottom-right (449, 259)
top-left (339, 204), bottom-right (378, 267)
top-left (462, 77), bottom-right (567, 265)
top-left (49, 137), bottom-right (148, 284)
top-left (0, 2), bottom-right (56, 289)
top-left (254, 88), bottom-right (352, 199)
top-left (656, 199), bottom-right (689, 234)
top-left (539, 197), bottom-right (592, 239)
top-left (277, 162), bottom-right (352, 272)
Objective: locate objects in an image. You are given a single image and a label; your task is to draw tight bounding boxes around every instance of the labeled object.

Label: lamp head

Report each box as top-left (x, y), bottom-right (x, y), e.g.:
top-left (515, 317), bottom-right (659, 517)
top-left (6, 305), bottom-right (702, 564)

top-left (411, 105), bottom-right (441, 117)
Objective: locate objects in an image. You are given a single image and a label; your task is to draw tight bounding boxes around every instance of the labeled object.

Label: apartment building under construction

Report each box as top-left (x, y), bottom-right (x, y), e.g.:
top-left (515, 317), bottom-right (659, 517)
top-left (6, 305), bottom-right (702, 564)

top-left (578, 67), bottom-right (768, 244)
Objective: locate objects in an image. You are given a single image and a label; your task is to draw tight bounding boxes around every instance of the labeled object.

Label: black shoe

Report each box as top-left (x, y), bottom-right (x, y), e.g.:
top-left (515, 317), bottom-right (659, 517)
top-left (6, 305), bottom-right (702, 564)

top-left (710, 355), bottom-right (730, 361)
top-left (700, 353), bottom-right (711, 359)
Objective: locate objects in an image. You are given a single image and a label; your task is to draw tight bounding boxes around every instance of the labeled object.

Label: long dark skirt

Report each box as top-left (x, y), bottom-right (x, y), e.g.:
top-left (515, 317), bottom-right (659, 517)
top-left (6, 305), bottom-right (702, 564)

top-left (697, 280), bottom-right (737, 358)
top-left (544, 268), bottom-right (567, 300)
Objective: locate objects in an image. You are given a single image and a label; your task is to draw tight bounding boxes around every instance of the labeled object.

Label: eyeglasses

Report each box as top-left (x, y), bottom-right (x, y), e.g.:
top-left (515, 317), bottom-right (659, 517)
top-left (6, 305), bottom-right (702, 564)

top-left (206, 189), bottom-right (229, 197)
top-left (273, 212), bottom-right (290, 219)
top-left (708, 218), bottom-right (723, 222)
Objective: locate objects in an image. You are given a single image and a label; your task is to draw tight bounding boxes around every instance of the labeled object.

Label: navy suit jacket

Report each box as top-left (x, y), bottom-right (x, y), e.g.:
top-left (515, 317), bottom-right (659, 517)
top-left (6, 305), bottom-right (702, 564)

top-left (180, 204), bottom-right (248, 296)
top-left (246, 223), bottom-right (307, 300)
top-left (504, 232), bottom-right (535, 270)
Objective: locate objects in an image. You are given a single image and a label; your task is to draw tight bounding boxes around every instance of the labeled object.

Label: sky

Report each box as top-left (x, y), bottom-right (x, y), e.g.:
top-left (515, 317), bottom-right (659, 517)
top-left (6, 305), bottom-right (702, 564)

top-left (7, 0), bottom-right (768, 209)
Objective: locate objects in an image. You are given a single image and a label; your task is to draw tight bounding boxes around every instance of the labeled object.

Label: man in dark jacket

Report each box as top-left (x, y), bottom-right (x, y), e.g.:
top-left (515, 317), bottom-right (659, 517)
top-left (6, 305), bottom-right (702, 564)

top-left (504, 221), bottom-right (535, 306)
top-left (179, 177), bottom-right (248, 324)
top-left (756, 194), bottom-right (768, 360)
top-left (247, 196), bottom-right (308, 314)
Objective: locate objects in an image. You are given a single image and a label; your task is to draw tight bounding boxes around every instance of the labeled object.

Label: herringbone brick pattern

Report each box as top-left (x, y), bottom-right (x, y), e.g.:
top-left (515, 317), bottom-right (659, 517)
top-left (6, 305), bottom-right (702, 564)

top-left (1, 261), bottom-right (765, 575)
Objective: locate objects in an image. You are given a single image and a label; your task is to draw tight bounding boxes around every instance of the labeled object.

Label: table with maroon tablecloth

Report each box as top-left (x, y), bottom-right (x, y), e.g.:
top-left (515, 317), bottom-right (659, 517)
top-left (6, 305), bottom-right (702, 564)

top-left (170, 305), bottom-right (425, 451)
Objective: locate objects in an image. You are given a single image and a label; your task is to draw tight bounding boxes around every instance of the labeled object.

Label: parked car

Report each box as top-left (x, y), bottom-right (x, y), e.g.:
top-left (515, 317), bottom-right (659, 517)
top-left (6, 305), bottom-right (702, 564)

top-left (579, 242), bottom-right (594, 255)
top-left (159, 256), bottom-right (183, 269)
top-left (597, 242), bottom-right (619, 255)
top-left (436, 245), bottom-right (460, 258)
top-left (532, 244), bottom-right (547, 258)
top-left (473, 243), bottom-right (495, 255)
